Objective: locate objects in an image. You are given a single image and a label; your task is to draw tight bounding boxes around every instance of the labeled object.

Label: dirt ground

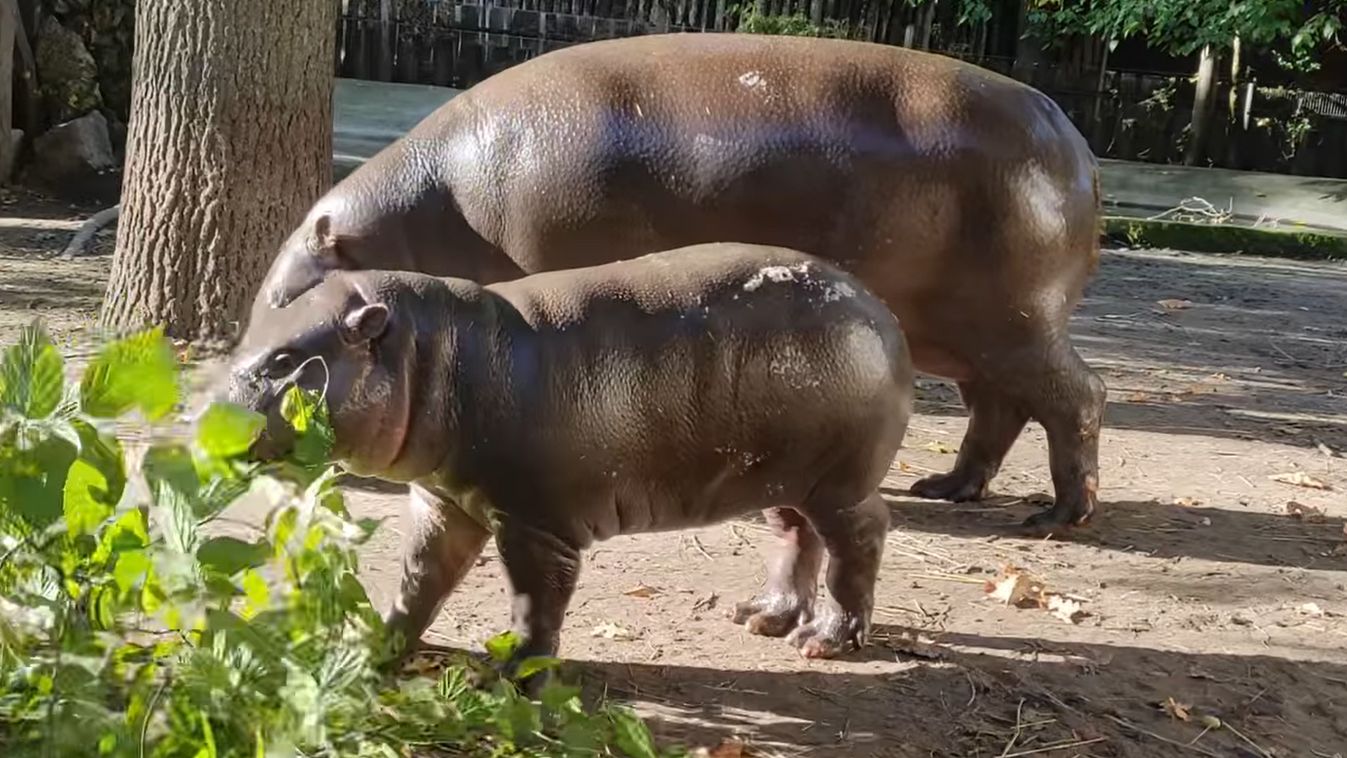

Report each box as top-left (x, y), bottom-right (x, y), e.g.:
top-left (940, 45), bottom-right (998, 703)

top-left (3, 187), bottom-right (1346, 757)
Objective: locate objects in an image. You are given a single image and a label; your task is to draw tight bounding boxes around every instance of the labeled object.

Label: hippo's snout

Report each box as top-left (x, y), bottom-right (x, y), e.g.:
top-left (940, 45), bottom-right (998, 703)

top-left (219, 370), bottom-right (297, 462)
top-left (263, 251), bottom-right (332, 309)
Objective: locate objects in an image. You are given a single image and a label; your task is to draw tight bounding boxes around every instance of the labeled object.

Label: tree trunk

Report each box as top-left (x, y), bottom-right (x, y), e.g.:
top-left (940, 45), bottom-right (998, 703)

top-left (102, 0), bottom-right (337, 341)
top-left (1011, 0), bottom-right (1041, 81)
top-left (0, 0), bottom-right (14, 184)
top-left (1225, 36), bottom-right (1242, 168)
top-left (918, 0), bottom-right (936, 49)
top-left (1089, 38), bottom-right (1111, 151)
top-left (1184, 44), bottom-right (1219, 167)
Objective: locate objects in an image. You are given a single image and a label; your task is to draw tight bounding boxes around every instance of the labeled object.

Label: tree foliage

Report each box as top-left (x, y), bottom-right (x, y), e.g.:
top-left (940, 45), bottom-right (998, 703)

top-left (1027, 0), bottom-right (1345, 69)
top-left (0, 321), bottom-right (678, 757)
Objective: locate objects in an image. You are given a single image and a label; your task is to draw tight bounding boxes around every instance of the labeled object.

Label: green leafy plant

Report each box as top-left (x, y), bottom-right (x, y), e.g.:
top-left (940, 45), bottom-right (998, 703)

top-left (0, 320), bottom-right (678, 757)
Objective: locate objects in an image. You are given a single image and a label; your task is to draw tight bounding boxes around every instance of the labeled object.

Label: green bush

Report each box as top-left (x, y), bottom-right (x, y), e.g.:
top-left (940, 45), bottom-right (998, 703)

top-left (1103, 217), bottom-right (1347, 261)
top-left (0, 321), bottom-right (675, 758)
top-left (731, 4), bottom-right (852, 38)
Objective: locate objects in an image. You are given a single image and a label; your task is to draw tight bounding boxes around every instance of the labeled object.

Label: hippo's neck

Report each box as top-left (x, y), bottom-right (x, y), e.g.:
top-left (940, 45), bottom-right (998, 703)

top-left (387, 282), bottom-right (507, 483)
top-left (333, 110), bottom-right (521, 284)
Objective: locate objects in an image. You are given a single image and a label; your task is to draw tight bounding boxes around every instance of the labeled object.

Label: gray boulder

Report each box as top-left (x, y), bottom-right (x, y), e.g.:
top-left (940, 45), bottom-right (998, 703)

top-left (29, 110), bottom-right (116, 189)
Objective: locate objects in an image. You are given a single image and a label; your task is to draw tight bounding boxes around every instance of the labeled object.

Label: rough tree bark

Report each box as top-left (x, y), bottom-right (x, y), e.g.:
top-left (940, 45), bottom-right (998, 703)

top-left (1184, 44), bottom-right (1219, 167)
top-left (101, 0), bottom-right (337, 341)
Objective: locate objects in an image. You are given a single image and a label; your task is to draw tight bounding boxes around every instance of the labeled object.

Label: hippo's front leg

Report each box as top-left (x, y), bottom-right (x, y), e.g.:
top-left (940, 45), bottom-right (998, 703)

top-left (385, 484), bottom-right (491, 659)
top-left (495, 519), bottom-right (582, 670)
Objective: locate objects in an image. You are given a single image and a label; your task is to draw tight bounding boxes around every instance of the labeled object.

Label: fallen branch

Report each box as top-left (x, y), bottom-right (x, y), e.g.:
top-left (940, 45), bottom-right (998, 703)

top-left (61, 204), bottom-right (120, 258)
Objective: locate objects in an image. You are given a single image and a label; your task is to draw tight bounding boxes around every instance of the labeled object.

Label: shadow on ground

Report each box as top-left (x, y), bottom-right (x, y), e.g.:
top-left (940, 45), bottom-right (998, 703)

top-left (915, 250), bottom-right (1347, 452)
top-left (882, 487), bottom-right (1347, 572)
top-left (524, 629), bottom-right (1347, 756)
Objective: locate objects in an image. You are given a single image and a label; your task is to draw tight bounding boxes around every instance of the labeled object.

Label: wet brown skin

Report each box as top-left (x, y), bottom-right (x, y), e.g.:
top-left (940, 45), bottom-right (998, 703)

top-left (255, 33), bottom-right (1104, 534)
top-left (229, 243), bottom-right (913, 670)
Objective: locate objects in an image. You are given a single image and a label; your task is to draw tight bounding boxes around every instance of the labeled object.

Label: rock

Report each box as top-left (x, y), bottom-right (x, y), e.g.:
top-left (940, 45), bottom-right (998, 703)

top-left (29, 111), bottom-right (116, 189)
top-left (35, 17), bottom-right (104, 123)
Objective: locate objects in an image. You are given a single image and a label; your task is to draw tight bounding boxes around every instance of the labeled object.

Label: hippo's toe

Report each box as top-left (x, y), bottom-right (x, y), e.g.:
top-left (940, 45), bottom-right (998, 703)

top-left (731, 593), bottom-right (814, 637)
top-left (786, 610), bottom-right (866, 659)
top-left (910, 470), bottom-right (990, 502)
top-left (1019, 494), bottom-right (1095, 537)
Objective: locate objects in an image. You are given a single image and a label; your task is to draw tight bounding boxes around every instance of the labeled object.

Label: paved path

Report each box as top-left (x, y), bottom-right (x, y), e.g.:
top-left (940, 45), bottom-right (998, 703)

top-left (332, 77), bottom-right (1347, 233)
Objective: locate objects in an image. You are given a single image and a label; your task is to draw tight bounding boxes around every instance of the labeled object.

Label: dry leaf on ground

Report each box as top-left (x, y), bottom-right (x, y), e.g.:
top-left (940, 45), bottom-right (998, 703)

top-left (590, 622), bottom-right (639, 641)
top-left (1173, 496), bottom-right (1202, 507)
top-left (623, 583), bottom-right (663, 599)
top-left (1286, 501), bottom-right (1327, 522)
top-left (921, 441), bottom-right (958, 454)
top-left (1047, 595), bottom-right (1086, 624)
top-left (985, 564), bottom-right (1089, 623)
top-left (1161, 697), bottom-right (1192, 721)
top-left (984, 564), bottom-right (1046, 608)
top-left (691, 592), bottom-right (719, 612)
top-left (1269, 471), bottom-right (1333, 491)
top-left (1156, 298), bottom-right (1194, 311)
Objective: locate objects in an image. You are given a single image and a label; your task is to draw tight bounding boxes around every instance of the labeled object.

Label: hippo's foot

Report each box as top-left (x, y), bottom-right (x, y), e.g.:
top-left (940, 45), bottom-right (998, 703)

top-left (786, 609), bottom-right (866, 659)
top-left (732, 592), bottom-right (814, 637)
top-left (909, 470), bottom-right (989, 502)
top-left (1019, 493), bottom-right (1096, 537)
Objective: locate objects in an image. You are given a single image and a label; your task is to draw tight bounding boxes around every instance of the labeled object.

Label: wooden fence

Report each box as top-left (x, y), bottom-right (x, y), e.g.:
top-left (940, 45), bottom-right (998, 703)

top-left (334, 0), bottom-right (1007, 88)
top-left (334, 0), bottom-right (1347, 177)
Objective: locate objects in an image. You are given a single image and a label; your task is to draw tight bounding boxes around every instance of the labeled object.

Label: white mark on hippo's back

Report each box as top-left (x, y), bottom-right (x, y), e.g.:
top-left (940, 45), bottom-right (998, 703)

top-left (738, 71), bottom-right (765, 88)
top-left (743, 262), bottom-right (810, 292)
top-left (821, 282), bottom-right (856, 303)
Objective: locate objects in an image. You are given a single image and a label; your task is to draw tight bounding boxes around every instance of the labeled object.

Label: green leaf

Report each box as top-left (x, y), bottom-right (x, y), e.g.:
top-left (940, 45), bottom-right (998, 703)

top-left (194, 403), bottom-right (265, 461)
top-left (280, 385), bottom-right (334, 466)
top-left (513, 656), bottom-right (561, 681)
top-left (196, 536), bottom-right (270, 577)
top-left (609, 707), bottom-right (659, 758)
top-left (112, 550), bottom-right (151, 596)
top-left (0, 321), bottom-right (65, 419)
top-left (485, 630), bottom-right (522, 663)
top-left (100, 508), bottom-right (149, 555)
top-left (0, 425), bottom-right (80, 531)
top-left (64, 457), bottom-right (116, 537)
top-left (79, 327), bottom-right (180, 420)
top-left (89, 584), bottom-right (116, 629)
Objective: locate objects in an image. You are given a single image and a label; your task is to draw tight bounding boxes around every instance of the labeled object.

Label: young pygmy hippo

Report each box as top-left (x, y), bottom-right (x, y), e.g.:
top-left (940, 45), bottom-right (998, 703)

top-left (226, 242), bottom-right (913, 667)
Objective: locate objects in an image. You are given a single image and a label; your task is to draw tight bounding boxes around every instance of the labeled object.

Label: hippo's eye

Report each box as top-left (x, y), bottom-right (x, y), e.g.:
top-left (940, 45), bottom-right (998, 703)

top-left (262, 351), bottom-right (299, 379)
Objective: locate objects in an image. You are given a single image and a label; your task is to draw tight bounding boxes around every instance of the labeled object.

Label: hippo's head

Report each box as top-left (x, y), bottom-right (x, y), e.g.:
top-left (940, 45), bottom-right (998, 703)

top-left (254, 203), bottom-right (353, 318)
top-left (226, 272), bottom-right (413, 478)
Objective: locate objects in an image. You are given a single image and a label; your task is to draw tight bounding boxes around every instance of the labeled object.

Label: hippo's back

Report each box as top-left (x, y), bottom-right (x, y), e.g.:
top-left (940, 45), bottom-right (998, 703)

top-left (478, 242), bottom-right (912, 533)
top-left (428, 33), bottom-right (1098, 340)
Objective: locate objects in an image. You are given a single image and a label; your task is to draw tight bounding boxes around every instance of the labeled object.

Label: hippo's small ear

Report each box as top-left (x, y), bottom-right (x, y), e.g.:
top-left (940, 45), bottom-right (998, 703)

top-left (310, 214), bottom-right (340, 261)
top-left (341, 303), bottom-right (389, 344)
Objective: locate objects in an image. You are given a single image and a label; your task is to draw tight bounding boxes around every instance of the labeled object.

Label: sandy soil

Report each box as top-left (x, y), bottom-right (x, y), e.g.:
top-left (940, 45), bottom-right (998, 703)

top-left (3, 187), bottom-right (1345, 757)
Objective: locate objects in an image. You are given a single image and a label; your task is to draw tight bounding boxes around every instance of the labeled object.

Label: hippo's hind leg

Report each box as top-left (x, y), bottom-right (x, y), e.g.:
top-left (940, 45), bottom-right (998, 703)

top-left (385, 484), bottom-right (492, 659)
top-left (910, 380), bottom-right (1029, 502)
top-left (789, 491), bottom-right (889, 659)
top-left (732, 507), bottom-right (823, 637)
top-left (1018, 340), bottom-right (1106, 534)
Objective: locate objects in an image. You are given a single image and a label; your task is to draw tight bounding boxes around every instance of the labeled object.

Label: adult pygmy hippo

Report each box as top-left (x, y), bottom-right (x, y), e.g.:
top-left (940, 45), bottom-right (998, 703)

top-left (228, 243), bottom-right (913, 665)
top-left (254, 33), bottom-right (1104, 535)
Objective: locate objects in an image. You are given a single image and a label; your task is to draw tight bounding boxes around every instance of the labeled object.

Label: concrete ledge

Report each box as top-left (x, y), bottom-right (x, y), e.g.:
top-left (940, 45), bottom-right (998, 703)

top-left (1102, 216), bottom-right (1347, 261)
